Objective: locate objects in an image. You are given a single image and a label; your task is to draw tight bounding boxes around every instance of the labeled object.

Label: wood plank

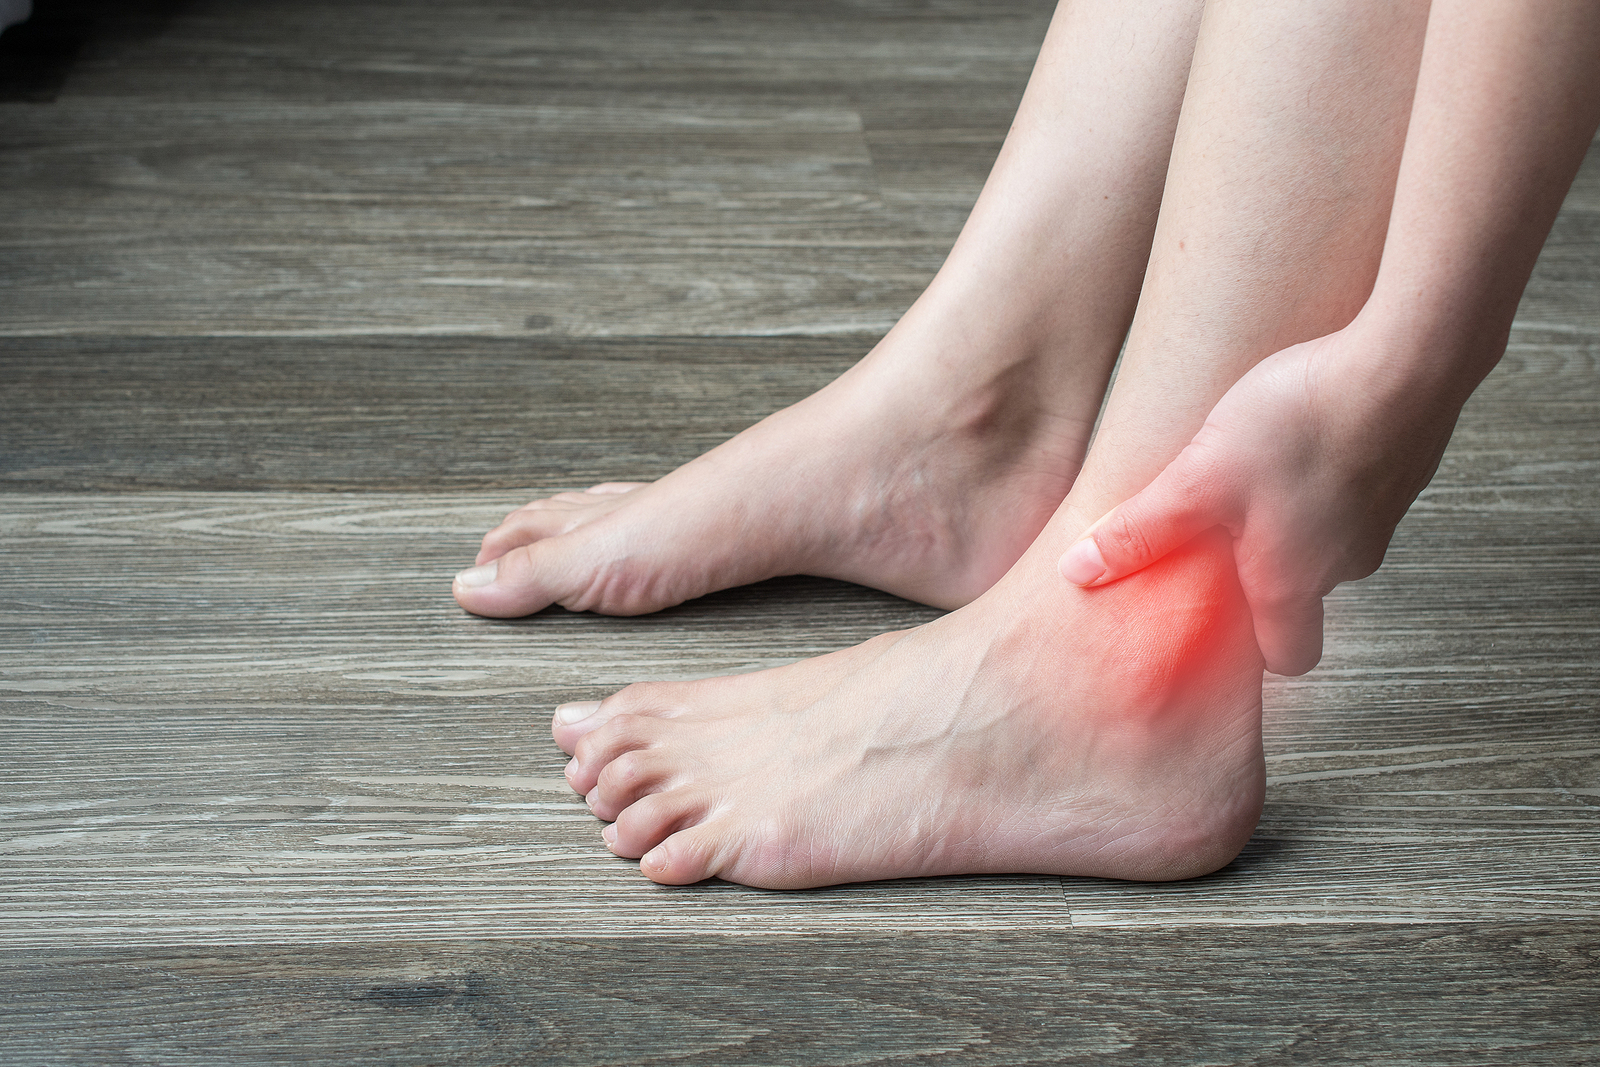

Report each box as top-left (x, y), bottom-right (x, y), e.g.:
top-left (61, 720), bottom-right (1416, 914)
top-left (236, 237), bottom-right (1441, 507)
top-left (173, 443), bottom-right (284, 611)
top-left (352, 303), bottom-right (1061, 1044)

top-left (2, 926), bottom-right (1597, 1064)
top-left (1, 129), bottom-right (1591, 338)
top-left (0, 336), bottom-right (868, 490)
top-left (3, 332), bottom-right (1597, 491)
top-left (0, 0), bottom-right (1052, 337)
top-left (0, 98), bottom-right (925, 337)
top-left (2, 493), bottom-right (1056, 946)
top-left (52, 0), bottom-right (1052, 103)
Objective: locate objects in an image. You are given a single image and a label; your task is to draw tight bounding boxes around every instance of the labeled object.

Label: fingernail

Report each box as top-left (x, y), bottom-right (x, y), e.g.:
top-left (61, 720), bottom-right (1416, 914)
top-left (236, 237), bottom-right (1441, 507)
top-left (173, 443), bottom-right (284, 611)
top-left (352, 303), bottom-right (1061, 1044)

top-left (1059, 538), bottom-right (1106, 586)
top-left (455, 562), bottom-right (498, 588)
top-left (554, 700), bottom-right (601, 725)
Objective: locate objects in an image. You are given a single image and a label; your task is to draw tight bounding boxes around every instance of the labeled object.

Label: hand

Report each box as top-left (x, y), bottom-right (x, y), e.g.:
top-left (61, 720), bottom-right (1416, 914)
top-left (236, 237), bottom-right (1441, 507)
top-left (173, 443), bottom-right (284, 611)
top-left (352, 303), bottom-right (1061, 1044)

top-left (1058, 321), bottom-right (1461, 675)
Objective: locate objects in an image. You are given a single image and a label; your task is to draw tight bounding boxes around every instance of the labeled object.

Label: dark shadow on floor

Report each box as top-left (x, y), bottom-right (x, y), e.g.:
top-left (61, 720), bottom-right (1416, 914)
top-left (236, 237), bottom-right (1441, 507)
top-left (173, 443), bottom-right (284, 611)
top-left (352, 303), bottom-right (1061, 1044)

top-left (0, 0), bottom-right (191, 101)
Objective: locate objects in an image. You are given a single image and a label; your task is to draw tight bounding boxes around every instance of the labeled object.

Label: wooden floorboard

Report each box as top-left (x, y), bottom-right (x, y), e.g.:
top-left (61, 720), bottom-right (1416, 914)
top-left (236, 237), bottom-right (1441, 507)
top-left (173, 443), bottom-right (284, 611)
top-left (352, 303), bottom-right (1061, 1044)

top-left (0, 335), bottom-right (867, 490)
top-left (0, 0), bottom-right (1052, 339)
top-left (3, 328), bottom-right (1597, 492)
top-left (2, 0), bottom-right (1598, 1060)
top-left (3, 927), bottom-right (1597, 1065)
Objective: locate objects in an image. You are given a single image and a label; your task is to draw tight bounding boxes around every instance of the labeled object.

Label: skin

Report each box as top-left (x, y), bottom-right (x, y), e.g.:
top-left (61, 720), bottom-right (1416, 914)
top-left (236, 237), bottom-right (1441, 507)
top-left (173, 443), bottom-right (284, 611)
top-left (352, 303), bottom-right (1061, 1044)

top-left (1060, 1), bottom-right (1600, 677)
top-left (551, 0), bottom-right (1436, 888)
top-left (453, 0), bottom-right (1206, 618)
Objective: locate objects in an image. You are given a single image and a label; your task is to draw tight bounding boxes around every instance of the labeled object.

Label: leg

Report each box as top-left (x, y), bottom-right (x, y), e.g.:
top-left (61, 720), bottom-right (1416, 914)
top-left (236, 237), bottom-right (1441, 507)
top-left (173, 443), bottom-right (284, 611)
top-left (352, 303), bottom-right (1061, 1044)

top-left (454, 0), bottom-right (1204, 617)
top-left (558, 0), bottom-right (1429, 888)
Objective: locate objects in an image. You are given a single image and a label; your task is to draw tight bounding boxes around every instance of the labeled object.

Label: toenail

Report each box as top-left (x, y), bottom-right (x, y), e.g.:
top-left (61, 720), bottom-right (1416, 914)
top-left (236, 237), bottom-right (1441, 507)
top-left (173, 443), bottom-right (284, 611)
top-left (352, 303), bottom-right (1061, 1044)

top-left (602, 824), bottom-right (617, 844)
top-left (642, 847), bottom-right (667, 872)
top-left (554, 700), bottom-right (602, 725)
top-left (454, 562), bottom-right (498, 588)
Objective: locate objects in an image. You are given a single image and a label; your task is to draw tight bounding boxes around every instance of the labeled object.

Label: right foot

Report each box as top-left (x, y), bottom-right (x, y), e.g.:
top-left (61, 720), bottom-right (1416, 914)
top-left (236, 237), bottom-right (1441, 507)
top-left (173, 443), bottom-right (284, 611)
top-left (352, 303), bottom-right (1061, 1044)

top-left (553, 525), bottom-right (1267, 889)
top-left (454, 304), bottom-right (1109, 617)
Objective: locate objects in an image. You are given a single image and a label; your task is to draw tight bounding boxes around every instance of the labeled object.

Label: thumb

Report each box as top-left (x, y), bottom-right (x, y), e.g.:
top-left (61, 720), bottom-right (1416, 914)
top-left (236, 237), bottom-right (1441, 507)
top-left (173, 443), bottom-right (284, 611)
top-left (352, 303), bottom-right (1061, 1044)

top-left (1058, 455), bottom-right (1228, 587)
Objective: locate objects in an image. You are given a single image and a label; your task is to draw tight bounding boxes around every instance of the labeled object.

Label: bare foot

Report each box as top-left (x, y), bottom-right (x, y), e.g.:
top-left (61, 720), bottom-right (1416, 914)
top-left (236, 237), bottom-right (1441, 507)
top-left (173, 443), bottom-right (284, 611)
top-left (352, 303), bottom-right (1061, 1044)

top-left (552, 527), bottom-right (1266, 888)
top-left (453, 303), bottom-right (1106, 617)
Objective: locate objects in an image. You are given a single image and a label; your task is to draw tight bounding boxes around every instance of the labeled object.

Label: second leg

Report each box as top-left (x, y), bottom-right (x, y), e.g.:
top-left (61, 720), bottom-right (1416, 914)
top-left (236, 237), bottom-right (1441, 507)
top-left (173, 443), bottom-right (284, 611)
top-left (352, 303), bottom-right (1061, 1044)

top-left (453, 0), bottom-right (1205, 618)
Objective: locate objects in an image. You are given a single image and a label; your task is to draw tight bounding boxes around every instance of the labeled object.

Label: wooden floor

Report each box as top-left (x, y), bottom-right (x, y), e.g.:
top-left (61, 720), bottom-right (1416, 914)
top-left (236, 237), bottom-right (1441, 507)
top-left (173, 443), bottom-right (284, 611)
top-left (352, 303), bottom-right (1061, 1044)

top-left (3, 2), bottom-right (1598, 1063)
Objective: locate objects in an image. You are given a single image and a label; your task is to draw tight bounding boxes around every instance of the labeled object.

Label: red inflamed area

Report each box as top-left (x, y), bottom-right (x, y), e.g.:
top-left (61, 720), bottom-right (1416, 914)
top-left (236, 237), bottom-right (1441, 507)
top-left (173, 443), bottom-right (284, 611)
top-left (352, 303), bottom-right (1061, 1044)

top-left (1074, 527), bottom-right (1264, 727)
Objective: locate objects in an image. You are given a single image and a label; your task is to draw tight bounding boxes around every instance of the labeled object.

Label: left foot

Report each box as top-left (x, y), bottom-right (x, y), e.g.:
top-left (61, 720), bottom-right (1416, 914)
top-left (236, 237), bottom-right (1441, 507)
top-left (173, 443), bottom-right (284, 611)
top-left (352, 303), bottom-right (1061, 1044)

top-left (553, 526), bottom-right (1266, 888)
top-left (453, 293), bottom-right (1103, 618)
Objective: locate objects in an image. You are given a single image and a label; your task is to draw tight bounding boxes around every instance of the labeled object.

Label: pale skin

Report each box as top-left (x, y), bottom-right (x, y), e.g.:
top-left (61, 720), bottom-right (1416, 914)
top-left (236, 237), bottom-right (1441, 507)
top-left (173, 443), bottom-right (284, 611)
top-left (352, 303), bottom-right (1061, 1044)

top-left (457, 1), bottom-right (1600, 887)
top-left (1060, 0), bottom-right (1600, 676)
top-left (453, 0), bottom-right (1205, 617)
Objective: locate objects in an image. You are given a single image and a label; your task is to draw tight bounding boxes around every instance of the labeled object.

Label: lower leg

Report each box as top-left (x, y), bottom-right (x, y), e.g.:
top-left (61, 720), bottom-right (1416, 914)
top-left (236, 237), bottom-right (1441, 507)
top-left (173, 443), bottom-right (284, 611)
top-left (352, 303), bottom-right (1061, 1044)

top-left (557, 0), bottom-right (1431, 889)
top-left (1070, 0), bottom-right (1428, 524)
top-left (453, 0), bottom-right (1204, 618)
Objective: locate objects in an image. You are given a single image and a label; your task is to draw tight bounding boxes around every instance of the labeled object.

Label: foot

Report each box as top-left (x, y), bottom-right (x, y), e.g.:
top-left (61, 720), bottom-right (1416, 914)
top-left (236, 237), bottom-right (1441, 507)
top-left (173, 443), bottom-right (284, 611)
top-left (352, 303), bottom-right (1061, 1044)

top-left (552, 527), bottom-right (1266, 888)
top-left (453, 302), bottom-right (1107, 617)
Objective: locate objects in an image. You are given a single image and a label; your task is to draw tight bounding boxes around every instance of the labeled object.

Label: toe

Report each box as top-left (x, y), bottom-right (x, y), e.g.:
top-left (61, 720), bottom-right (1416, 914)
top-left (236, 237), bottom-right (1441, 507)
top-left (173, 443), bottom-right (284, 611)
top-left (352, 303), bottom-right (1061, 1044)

top-left (553, 684), bottom-right (691, 751)
top-left (551, 700), bottom-right (605, 752)
top-left (605, 792), bottom-right (707, 859)
top-left (640, 823), bottom-right (729, 886)
top-left (586, 482), bottom-right (648, 495)
top-left (458, 522), bottom-right (688, 617)
top-left (551, 681), bottom-right (688, 752)
top-left (454, 543), bottom-right (556, 617)
top-left (589, 749), bottom-right (673, 820)
top-left (476, 498), bottom-right (616, 563)
top-left (568, 712), bottom-right (665, 794)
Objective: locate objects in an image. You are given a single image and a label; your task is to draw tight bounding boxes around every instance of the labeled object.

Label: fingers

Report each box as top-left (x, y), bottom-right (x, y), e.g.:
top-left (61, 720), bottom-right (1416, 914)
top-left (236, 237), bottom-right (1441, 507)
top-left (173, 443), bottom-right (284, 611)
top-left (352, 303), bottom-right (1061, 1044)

top-left (1249, 592), bottom-right (1325, 677)
top-left (1059, 453), bottom-right (1230, 587)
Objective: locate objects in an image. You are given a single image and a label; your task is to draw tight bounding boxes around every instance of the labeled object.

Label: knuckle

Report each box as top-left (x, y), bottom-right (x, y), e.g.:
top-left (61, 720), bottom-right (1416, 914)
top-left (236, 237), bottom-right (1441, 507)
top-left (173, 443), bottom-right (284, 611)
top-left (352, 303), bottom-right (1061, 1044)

top-left (605, 683), bottom-right (648, 713)
top-left (1172, 434), bottom-right (1235, 498)
top-left (1243, 573), bottom-right (1321, 618)
top-left (575, 713), bottom-right (643, 761)
top-left (603, 751), bottom-right (645, 787)
top-left (607, 681), bottom-right (669, 716)
top-left (1102, 515), bottom-right (1156, 565)
top-left (570, 558), bottom-right (654, 614)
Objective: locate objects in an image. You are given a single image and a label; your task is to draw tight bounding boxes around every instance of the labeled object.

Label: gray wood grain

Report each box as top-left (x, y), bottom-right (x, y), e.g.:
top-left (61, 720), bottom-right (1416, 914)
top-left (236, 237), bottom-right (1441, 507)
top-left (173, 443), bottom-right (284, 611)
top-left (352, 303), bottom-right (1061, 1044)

top-left (0, 97), bottom-right (926, 337)
top-left (54, 0), bottom-right (1052, 105)
top-left (2, 926), bottom-right (1597, 1065)
top-left (0, 0), bottom-right (1055, 339)
top-left (3, 330), bottom-right (1597, 492)
top-left (0, 336), bottom-right (866, 490)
